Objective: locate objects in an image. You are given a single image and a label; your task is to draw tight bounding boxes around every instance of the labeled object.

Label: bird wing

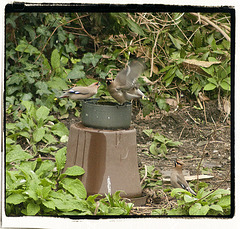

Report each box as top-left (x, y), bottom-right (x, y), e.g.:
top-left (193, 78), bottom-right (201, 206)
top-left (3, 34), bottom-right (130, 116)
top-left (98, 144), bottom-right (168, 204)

top-left (176, 174), bottom-right (188, 190)
top-left (68, 86), bottom-right (90, 95)
top-left (115, 60), bottom-right (145, 89)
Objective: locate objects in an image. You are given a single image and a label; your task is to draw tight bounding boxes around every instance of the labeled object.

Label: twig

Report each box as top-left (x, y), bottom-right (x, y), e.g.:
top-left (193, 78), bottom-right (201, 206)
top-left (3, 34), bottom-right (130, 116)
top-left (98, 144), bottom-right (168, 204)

top-left (140, 165), bottom-right (148, 186)
top-left (196, 141), bottom-right (209, 192)
top-left (94, 201), bottom-right (100, 215)
top-left (149, 30), bottom-right (160, 78)
top-left (203, 101), bottom-right (208, 123)
top-left (178, 126), bottom-right (186, 140)
top-left (186, 111), bottom-right (200, 125)
top-left (190, 13), bottom-right (230, 42)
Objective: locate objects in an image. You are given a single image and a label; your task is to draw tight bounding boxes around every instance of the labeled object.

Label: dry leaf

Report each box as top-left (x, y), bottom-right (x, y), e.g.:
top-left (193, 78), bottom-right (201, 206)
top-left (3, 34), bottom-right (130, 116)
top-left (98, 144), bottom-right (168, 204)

top-left (165, 98), bottom-right (178, 107)
top-left (183, 59), bottom-right (221, 68)
top-left (223, 97), bottom-right (231, 115)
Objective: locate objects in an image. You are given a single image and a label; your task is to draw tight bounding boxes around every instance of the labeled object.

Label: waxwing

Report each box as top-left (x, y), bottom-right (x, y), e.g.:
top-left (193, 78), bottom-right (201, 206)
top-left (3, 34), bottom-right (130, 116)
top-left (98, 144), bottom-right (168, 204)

top-left (106, 60), bottom-right (146, 104)
top-left (59, 82), bottom-right (100, 100)
top-left (170, 160), bottom-right (196, 195)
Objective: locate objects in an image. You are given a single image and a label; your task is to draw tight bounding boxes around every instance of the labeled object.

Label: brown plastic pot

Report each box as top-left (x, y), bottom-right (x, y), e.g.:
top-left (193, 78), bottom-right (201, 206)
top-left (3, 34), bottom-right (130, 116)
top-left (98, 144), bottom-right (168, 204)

top-left (81, 99), bottom-right (132, 130)
top-left (64, 123), bottom-right (144, 202)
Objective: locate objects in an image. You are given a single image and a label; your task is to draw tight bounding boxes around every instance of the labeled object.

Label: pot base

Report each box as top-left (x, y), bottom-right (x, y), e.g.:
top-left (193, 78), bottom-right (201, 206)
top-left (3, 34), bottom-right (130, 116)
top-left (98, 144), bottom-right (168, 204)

top-left (65, 123), bottom-right (145, 206)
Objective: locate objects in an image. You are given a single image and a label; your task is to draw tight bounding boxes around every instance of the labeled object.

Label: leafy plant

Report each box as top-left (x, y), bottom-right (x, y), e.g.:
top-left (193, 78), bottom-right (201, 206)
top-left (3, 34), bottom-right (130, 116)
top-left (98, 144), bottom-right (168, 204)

top-left (6, 146), bottom-right (133, 216)
top-left (6, 100), bottom-right (69, 155)
top-left (152, 187), bottom-right (231, 216)
top-left (168, 188), bottom-right (231, 216)
top-left (143, 129), bottom-right (182, 156)
top-left (139, 165), bottom-right (162, 189)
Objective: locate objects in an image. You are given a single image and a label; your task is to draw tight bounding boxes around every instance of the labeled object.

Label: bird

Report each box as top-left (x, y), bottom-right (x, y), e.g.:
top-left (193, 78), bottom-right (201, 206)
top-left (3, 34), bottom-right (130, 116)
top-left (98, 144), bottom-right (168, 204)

top-left (170, 160), bottom-right (196, 195)
top-left (106, 59), bottom-right (147, 104)
top-left (58, 82), bottom-right (100, 100)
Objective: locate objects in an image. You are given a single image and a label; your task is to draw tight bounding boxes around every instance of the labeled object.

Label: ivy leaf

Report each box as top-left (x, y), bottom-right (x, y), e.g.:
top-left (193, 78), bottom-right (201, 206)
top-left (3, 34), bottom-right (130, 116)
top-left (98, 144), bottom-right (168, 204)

top-left (51, 49), bottom-right (61, 71)
top-left (67, 65), bottom-right (85, 79)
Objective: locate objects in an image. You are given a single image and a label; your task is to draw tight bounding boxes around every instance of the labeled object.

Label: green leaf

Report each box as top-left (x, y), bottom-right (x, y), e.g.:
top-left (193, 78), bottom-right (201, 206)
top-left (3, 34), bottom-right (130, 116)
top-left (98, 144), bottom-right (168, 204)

top-left (47, 77), bottom-right (68, 90)
top-left (149, 142), bottom-right (159, 155)
top-left (27, 201), bottom-right (40, 215)
top-left (35, 81), bottom-right (51, 96)
top-left (60, 135), bottom-right (69, 143)
top-left (189, 203), bottom-right (209, 215)
top-left (55, 147), bottom-right (67, 173)
top-left (6, 148), bottom-right (33, 163)
top-left (171, 188), bottom-right (190, 197)
top-left (153, 134), bottom-right (166, 143)
top-left (168, 33), bottom-right (182, 50)
top-left (42, 200), bottom-right (56, 210)
top-left (211, 189), bottom-right (231, 196)
top-left (207, 78), bottom-right (218, 85)
top-left (204, 83), bottom-right (216, 91)
top-left (184, 194), bottom-right (196, 203)
top-left (166, 140), bottom-right (182, 147)
top-left (193, 29), bottom-right (202, 49)
top-left (60, 178), bottom-right (87, 199)
top-left (209, 204), bottom-right (223, 213)
top-left (67, 65), bottom-right (85, 79)
top-left (201, 66), bottom-right (214, 76)
top-left (220, 81), bottom-right (230, 91)
top-left (21, 100), bottom-right (34, 113)
top-left (51, 122), bottom-right (69, 137)
top-left (142, 129), bottom-right (153, 137)
top-left (35, 160), bottom-right (55, 177)
top-left (156, 98), bottom-right (169, 111)
top-left (15, 40), bottom-right (40, 55)
top-left (211, 38), bottom-right (217, 51)
top-left (6, 193), bottom-right (25, 205)
top-left (218, 195), bottom-right (230, 208)
top-left (36, 106), bottom-right (50, 122)
top-left (64, 166), bottom-right (85, 176)
top-left (51, 49), bottom-right (61, 70)
top-left (126, 18), bottom-right (145, 36)
top-left (33, 127), bottom-right (46, 143)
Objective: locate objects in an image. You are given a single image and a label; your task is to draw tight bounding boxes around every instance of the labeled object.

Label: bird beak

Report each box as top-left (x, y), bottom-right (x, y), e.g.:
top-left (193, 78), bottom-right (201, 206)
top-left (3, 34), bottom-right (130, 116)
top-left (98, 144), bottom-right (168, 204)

top-left (94, 82), bottom-right (100, 87)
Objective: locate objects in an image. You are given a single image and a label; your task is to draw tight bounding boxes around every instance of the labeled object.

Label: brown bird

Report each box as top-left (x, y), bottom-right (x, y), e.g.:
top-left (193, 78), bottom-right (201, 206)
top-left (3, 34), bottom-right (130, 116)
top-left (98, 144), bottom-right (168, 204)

top-left (106, 60), bottom-right (146, 104)
top-left (59, 82), bottom-right (100, 100)
top-left (170, 160), bottom-right (196, 195)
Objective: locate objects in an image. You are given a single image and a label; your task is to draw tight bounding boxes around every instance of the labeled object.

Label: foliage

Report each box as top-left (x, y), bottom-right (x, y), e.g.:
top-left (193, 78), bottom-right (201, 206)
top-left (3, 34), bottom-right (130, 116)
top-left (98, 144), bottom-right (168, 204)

top-left (139, 165), bottom-right (163, 189)
top-left (5, 12), bottom-right (231, 216)
top-left (143, 129), bottom-right (182, 157)
top-left (151, 186), bottom-right (231, 216)
top-left (6, 12), bottom-right (231, 117)
top-left (168, 187), bottom-right (230, 216)
top-left (6, 101), bottom-right (69, 156)
top-left (6, 147), bottom-right (133, 216)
